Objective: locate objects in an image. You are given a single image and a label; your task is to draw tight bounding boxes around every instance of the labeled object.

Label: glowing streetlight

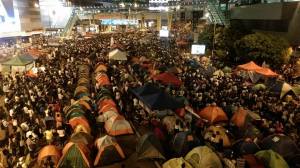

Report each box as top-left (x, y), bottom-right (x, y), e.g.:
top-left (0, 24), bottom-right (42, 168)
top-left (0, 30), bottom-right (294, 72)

top-left (34, 3), bottom-right (39, 8)
top-left (134, 3), bottom-right (138, 8)
top-left (119, 2), bottom-right (125, 8)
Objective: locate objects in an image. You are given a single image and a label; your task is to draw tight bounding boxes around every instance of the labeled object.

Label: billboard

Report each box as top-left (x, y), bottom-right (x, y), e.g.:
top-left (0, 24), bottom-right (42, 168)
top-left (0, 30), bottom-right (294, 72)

top-left (191, 44), bottom-right (206, 55)
top-left (0, 0), bottom-right (21, 33)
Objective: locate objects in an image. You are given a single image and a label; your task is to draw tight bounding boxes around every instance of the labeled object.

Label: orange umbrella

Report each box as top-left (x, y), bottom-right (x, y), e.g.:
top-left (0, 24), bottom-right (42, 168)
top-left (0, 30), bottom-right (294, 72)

top-left (198, 104), bottom-right (228, 124)
top-left (231, 108), bottom-right (248, 128)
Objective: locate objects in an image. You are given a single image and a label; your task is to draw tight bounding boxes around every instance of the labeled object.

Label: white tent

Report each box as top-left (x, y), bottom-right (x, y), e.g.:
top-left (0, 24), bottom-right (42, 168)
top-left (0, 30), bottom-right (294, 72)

top-left (108, 49), bottom-right (127, 61)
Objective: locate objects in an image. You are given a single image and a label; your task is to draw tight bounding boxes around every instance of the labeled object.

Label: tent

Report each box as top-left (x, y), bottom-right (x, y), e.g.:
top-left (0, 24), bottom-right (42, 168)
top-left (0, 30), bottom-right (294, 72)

top-left (95, 73), bottom-right (111, 86)
top-left (204, 125), bottom-right (231, 147)
top-left (260, 134), bottom-right (299, 163)
top-left (70, 132), bottom-right (93, 145)
top-left (57, 142), bottom-right (91, 168)
top-left (97, 110), bottom-right (119, 122)
top-left (269, 81), bottom-right (294, 98)
top-left (255, 67), bottom-right (278, 77)
top-left (233, 139), bottom-right (260, 155)
top-left (94, 135), bottom-right (125, 166)
top-left (38, 145), bottom-right (61, 166)
top-left (184, 146), bottom-right (222, 168)
top-left (163, 157), bottom-right (193, 168)
top-left (1, 54), bottom-right (35, 72)
top-left (231, 108), bottom-right (261, 128)
top-left (255, 150), bottom-right (289, 168)
top-left (136, 133), bottom-right (165, 160)
top-left (197, 104), bottom-right (228, 124)
top-left (105, 115), bottom-right (134, 136)
top-left (153, 72), bottom-right (182, 86)
top-left (95, 64), bottom-right (108, 73)
top-left (237, 61), bottom-right (262, 71)
top-left (69, 117), bottom-right (91, 134)
top-left (172, 131), bottom-right (202, 156)
top-left (108, 49), bottom-right (127, 61)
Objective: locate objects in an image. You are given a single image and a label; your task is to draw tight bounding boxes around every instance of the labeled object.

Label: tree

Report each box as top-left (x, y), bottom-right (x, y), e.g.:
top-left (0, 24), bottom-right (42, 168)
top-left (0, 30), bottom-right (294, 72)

top-left (234, 32), bottom-right (291, 67)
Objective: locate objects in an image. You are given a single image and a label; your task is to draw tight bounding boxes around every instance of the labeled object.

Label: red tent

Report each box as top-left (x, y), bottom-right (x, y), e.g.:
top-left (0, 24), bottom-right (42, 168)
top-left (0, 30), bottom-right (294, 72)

top-left (153, 72), bottom-right (182, 86)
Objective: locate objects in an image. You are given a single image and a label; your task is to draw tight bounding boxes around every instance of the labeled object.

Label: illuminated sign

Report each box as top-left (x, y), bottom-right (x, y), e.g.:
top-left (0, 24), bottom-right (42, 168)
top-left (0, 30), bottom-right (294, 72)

top-left (101, 19), bottom-right (138, 25)
top-left (191, 44), bottom-right (206, 55)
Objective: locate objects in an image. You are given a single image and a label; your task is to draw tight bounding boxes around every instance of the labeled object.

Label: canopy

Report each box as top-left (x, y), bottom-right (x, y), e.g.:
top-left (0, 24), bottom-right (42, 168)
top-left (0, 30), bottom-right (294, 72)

top-left (231, 108), bottom-right (261, 128)
top-left (136, 133), bottom-right (165, 160)
top-left (184, 146), bottom-right (222, 168)
top-left (260, 134), bottom-right (299, 163)
top-left (2, 54), bottom-right (35, 66)
top-left (237, 61), bottom-right (262, 71)
top-left (94, 135), bottom-right (125, 166)
top-left (153, 72), bottom-right (182, 86)
top-left (38, 145), bottom-right (61, 166)
top-left (172, 131), bottom-right (201, 156)
top-left (204, 125), bottom-right (231, 147)
top-left (255, 150), bottom-right (289, 168)
top-left (104, 115), bottom-right (134, 136)
top-left (142, 91), bottom-right (184, 110)
top-left (163, 157), bottom-right (193, 168)
top-left (197, 104), bottom-right (228, 124)
top-left (255, 67), bottom-right (278, 77)
top-left (108, 49), bottom-right (127, 61)
top-left (57, 142), bottom-right (91, 168)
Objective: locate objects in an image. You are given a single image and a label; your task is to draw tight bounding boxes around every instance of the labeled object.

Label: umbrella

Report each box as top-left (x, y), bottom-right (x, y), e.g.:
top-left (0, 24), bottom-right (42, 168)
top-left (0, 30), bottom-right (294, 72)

top-left (172, 131), bottom-right (202, 156)
top-left (231, 107), bottom-right (261, 128)
top-left (255, 150), bottom-right (289, 168)
top-left (232, 139), bottom-right (260, 155)
top-left (184, 146), bottom-right (222, 168)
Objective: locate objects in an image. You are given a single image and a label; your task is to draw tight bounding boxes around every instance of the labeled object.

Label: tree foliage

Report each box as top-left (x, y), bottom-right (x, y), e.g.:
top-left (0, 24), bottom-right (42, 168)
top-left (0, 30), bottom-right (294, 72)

top-left (234, 32), bottom-right (291, 67)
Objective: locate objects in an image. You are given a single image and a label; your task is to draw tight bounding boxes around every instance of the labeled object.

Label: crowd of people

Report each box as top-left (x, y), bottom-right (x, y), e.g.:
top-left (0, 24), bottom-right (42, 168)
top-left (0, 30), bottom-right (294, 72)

top-left (0, 31), bottom-right (299, 168)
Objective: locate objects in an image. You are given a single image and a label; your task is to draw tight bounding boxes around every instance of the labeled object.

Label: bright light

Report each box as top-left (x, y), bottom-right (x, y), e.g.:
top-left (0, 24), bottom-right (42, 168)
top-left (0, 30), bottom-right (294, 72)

top-left (134, 3), bottom-right (138, 8)
top-left (165, 8), bottom-right (169, 12)
top-left (205, 12), bottom-right (210, 18)
top-left (80, 7), bottom-right (83, 11)
top-left (34, 3), bottom-right (39, 8)
top-left (120, 2), bottom-right (125, 8)
top-left (176, 5), bottom-right (180, 10)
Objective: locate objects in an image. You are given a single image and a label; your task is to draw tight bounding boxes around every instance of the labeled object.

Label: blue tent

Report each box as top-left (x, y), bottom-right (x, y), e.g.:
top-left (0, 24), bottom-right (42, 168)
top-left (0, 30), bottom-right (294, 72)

top-left (131, 84), bottom-right (184, 110)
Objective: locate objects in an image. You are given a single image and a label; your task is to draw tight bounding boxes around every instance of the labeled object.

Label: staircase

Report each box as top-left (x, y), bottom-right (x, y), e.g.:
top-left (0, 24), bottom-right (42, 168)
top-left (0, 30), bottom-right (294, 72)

top-left (206, 0), bottom-right (229, 26)
top-left (61, 13), bottom-right (79, 37)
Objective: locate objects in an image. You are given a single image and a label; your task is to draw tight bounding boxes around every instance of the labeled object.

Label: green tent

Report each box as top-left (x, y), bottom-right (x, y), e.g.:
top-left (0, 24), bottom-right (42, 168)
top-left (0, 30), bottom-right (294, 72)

top-left (1, 54), bottom-right (35, 66)
top-left (184, 146), bottom-right (223, 168)
top-left (255, 150), bottom-right (289, 168)
top-left (57, 142), bottom-right (91, 168)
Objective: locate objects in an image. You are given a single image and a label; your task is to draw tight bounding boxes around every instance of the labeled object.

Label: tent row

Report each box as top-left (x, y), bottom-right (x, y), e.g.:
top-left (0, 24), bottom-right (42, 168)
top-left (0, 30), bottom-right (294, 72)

top-left (94, 64), bottom-right (134, 136)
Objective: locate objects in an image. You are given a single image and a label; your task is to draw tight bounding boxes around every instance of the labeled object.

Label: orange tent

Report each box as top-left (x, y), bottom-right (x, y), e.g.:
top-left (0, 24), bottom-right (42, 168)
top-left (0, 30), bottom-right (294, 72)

top-left (237, 61), bottom-right (263, 71)
top-left (105, 115), bottom-right (134, 136)
top-left (255, 67), bottom-right (278, 77)
top-left (94, 135), bottom-right (126, 166)
top-left (96, 74), bottom-right (111, 86)
top-left (98, 104), bottom-right (118, 114)
top-left (69, 117), bottom-right (91, 134)
top-left (231, 108), bottom-right (261, 128)
top-left (98, 99), bottom-right (117, 109)
top-left (37, 145), bottom-right (61, 166)
top-left (197, 104), bottom-right (228, 124)
top-left (95, 64), bottom-right (108, 73)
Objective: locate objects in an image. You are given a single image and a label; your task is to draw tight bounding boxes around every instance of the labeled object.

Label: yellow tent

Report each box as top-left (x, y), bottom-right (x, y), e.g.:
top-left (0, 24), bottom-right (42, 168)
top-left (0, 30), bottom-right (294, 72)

top-left (184, 146), bottom-right (222, 168)
top-left (163, 157), bottom-right (193, 168)
top-left (104, 115), bottom-right (134, 136)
